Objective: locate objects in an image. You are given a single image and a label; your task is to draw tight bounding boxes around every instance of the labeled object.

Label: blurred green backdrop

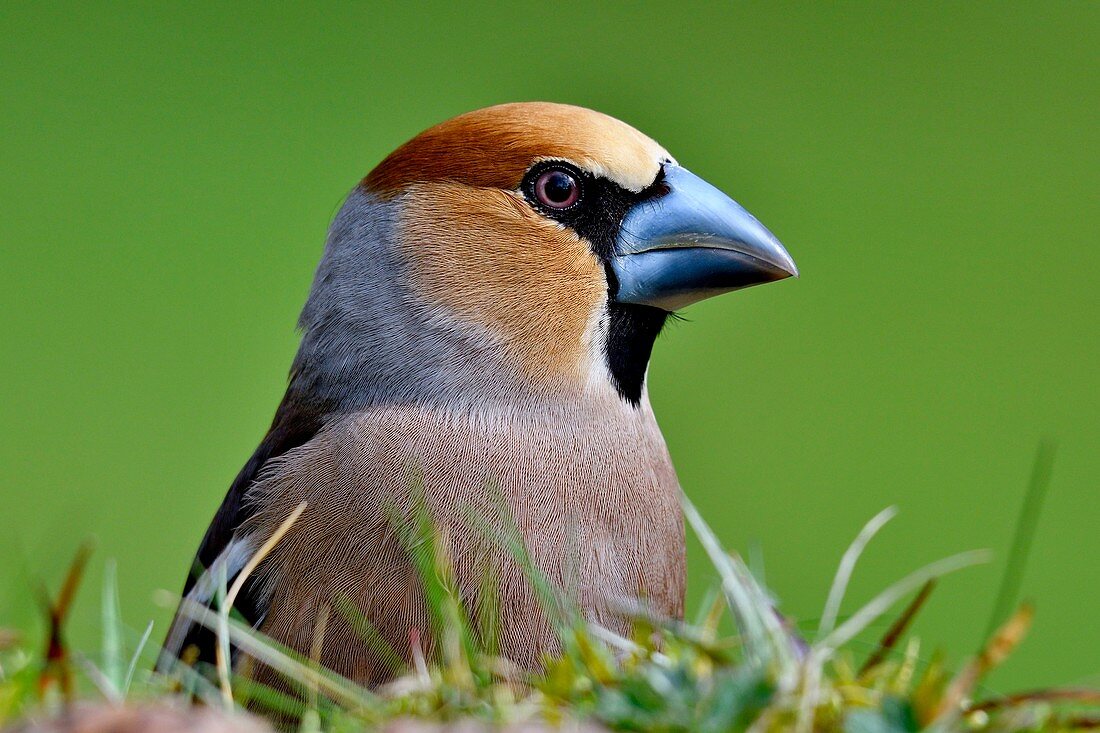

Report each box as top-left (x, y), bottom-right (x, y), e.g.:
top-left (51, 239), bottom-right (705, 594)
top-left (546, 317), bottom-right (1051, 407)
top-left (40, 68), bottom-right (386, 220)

top-left (1, 3), bottom-right (1097, 693)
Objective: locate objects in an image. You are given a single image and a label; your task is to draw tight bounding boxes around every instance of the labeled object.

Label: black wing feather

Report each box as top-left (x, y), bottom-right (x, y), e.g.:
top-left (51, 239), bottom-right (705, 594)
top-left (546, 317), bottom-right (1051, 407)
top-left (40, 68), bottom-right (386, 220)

top-left (167, 386), bottom-right (329, 668)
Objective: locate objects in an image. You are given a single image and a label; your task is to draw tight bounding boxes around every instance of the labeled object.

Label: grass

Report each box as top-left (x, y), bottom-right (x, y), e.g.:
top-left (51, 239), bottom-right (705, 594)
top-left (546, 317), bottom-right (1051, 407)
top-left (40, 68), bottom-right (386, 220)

top-left (3, 461), bottom-right (1099, 731)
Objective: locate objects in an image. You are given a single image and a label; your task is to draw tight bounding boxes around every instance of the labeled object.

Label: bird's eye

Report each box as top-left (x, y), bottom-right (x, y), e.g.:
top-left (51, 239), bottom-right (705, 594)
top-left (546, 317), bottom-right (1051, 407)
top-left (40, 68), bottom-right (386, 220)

top-left (533, 168), bottom-right (581, 209)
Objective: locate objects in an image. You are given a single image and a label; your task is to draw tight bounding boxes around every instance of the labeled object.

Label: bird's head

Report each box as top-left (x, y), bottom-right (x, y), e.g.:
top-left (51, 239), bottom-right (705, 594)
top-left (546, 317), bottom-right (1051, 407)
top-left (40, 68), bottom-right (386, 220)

top-left (297, 103), bottom-right (796, 409)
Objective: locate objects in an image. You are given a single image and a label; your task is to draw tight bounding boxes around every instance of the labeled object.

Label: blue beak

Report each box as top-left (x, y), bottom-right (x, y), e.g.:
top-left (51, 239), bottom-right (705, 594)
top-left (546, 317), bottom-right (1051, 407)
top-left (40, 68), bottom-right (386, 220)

top-left (611, 164), bottom-right (797, 311)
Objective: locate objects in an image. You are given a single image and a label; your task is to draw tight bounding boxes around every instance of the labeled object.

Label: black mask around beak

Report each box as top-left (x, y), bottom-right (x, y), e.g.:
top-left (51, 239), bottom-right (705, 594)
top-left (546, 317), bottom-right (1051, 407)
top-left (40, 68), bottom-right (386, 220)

top-left (611, 164), bottom-right (797, 311)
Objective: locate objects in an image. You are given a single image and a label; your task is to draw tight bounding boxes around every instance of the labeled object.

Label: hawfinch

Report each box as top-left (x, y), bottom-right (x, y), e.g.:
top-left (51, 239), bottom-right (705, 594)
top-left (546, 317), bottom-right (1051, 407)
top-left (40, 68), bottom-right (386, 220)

top-left (164, 102), bottom-right (797, 686)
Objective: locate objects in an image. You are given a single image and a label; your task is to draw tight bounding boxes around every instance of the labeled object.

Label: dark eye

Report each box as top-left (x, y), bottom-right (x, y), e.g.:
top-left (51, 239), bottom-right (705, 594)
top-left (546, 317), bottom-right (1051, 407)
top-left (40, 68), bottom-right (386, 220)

top-left (534, 168), bottom-right (581, 209)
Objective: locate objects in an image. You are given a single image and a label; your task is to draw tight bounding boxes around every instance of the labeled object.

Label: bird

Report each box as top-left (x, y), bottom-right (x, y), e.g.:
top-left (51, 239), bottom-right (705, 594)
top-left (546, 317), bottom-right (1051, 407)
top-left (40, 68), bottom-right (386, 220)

top-left (162, 102), bottom-right (797, 688)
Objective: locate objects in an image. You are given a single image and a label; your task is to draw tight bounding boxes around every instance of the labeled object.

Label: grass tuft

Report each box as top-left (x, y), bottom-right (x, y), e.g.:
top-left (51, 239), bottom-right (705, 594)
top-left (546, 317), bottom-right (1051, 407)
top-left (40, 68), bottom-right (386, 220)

top-left (1, 483), bottom-right (1096, 732)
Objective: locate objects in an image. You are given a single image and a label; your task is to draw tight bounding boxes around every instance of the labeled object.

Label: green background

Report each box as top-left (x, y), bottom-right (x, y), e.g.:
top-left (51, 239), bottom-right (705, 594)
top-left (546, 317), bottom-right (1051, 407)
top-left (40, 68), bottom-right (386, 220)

top-left (2, 3), bottom-right (1097, 693)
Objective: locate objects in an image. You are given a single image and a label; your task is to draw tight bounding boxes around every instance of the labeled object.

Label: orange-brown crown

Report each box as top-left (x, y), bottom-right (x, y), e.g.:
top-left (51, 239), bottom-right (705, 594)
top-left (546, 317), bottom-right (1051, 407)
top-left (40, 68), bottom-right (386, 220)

top-left (362, 102), bottom-right (671, 196)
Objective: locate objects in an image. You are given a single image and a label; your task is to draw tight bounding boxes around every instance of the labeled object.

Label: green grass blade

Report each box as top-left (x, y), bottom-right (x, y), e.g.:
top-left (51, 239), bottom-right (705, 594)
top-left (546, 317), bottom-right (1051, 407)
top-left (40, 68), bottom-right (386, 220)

top-left (681, 493), bottom-right (769, 666)
top-left (817, 550), bottom-right (991, 653)
top-left (983, 440), bottom-right (1056, 642)
top-left (172, 595), bottom-right (381, 714)
top-left (213, 560), bottom-right (233, 709)
top-left (100, 559), bottom-right (122, 699)
top-left (122, 619), bottom-right (154, 695)
top-left (332, 595), bottom-right (405, 678)
top-left (817, 507), bottom-right (898, 641)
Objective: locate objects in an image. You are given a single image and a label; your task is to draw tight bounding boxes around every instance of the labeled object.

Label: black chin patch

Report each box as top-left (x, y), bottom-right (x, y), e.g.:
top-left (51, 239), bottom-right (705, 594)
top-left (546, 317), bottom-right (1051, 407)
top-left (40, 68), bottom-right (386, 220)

top-left (521, 164), bottom-right (670, 405)
top-left (605, 301), bottom-right (669, 405)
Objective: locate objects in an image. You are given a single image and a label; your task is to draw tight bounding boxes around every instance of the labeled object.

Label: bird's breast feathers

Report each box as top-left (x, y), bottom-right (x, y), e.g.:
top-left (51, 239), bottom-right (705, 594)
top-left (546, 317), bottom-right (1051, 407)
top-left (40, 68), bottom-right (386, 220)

top-left (236, 399), bottom-right (684, 680)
